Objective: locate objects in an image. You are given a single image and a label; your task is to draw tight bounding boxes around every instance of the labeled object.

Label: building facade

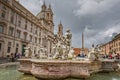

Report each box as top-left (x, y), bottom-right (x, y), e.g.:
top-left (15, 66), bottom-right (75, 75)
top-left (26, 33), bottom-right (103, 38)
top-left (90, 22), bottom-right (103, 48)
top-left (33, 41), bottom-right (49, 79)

top-left (73, 48), bottom-right (88, 56)
top-left (0, 0), bottom-right (62, 57)
top-left (101, 33), bottom-right (120, 54)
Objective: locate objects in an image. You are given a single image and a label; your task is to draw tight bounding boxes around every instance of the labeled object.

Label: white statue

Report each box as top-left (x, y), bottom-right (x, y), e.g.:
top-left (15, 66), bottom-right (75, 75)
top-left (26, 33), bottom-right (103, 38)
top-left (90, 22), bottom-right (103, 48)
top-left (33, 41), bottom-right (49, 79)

top-left (68, 47), bottom-right (74, 59)
top-left (88, 44), bottom-right (98, 60)
top-left (52, 29), bottom-right (73, 60)
top-left (25, 47), bottom-right (32, 58)
top-left (53, 41), bottom-right (64, 59)
top-left (65, 29), bottom-right (72, 48)
top-left (39, 46), bottom-right (47, 59)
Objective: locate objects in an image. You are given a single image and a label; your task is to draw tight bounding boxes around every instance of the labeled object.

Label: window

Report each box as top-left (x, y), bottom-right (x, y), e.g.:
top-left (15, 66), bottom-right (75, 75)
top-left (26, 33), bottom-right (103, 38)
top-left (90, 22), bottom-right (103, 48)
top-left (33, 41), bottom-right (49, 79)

top-left (0, 25), bottom-right (4, 33)
top-left (9, 27), bottom-right (14, 36)
top-left (3, 0), bottom-right (8, 3)
top-left (18, 15), bottom-right (21, 27)
top-left (15, 43), bottom-right (19, 53)
top-left (39, 38), bottom-right (41, 43)
top-left (16, 43), bottom-right (19, 48)
top-left (29, 35), bottom-right (32, 42)
top-left (1, 11), bottom-right (6, 18)
top-left (31, 27), bottom-right (32, 32)
top-left (10, 11), bottom-right (15, 24)
top-left (25, 24), bottom-right (27, 30)
top-left (7, 42), bottom-right (11, 53)
top-left (35, 29), bottom-right (37, 35)
top-left (25, 20), bottom-right (27, 23)
top-left (18, 21), bottom-right (21, 27)
top-left (35, 37), bottom-right (37, 43)
top-left (11, 16), bottom-right (14, 24)
top-left (31, 24), bottom-right (33, 32)
top-left (0, 43), bottom-right (2, 51)
top-left (17, 30), bottom-right (21, 38)
top-left (39, 30), bottom-right (41, 36)
top-left (23, 32), bottom-right (27, 41)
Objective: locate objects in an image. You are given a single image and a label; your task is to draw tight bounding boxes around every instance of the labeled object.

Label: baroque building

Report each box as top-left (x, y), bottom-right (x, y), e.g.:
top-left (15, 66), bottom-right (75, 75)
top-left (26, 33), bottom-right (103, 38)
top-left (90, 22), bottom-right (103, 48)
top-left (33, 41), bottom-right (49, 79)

top-left (101, 33), bottom-right (120, 54)
top-left (0, 0), bottom-right (63, 57)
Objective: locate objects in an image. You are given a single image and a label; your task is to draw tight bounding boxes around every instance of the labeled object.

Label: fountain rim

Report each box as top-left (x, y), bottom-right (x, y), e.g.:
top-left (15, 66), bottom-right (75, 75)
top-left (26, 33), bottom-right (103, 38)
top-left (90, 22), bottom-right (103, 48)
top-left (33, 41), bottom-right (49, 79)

top-left (18, 58), bottom-right (93, 64)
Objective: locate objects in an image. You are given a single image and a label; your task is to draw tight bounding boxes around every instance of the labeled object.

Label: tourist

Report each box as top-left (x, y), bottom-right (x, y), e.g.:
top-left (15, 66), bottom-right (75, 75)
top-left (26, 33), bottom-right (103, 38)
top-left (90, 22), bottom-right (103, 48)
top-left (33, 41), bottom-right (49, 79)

top-left (6, 55), bottom-right (10, 62)
top-left (10, 53), bottom-right (15, 62)
top-left (116, 53), bottom-right (120, 59)
top-left (109, 54), bottom-right (113, 59)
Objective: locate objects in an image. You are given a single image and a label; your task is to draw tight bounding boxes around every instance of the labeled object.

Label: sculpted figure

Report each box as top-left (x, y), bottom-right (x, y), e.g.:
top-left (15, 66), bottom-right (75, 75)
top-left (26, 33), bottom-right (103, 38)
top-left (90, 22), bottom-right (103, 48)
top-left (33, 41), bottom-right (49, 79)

top-left (39, 46), bottom-right (47, 59)
top-left (52, 29), bottom-right (73, 60)
top-left (68, 47), bottom-right (74, 59)
top-left (88, 44), bottom-right (98, 61)
top-left (53, 41), bottom-right (64, 59)
top-left (25, 47), bottom-right (32, 58)
top-left (65, 29), bottom-right (72, 47)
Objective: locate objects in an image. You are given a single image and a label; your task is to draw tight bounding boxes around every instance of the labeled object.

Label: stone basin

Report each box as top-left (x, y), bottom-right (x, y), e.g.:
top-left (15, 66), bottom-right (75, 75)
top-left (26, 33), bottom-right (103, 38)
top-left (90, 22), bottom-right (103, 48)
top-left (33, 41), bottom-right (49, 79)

top-left (18, 59), bottom-right (103, 80)
top-left (31, 60), bottom-right (92, 79)
top-left (18, 59), bottom-right (32, 74)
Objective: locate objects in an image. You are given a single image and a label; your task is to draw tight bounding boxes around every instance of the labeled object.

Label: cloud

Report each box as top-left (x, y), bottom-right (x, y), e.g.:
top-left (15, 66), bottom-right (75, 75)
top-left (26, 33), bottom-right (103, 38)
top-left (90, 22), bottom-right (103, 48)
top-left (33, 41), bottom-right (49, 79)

top-left (75, 0), bottom-right (120, 16)
top-left (19, 0), bottom-right (43, 15)
top-left (19, 0), bottom-right (120, 48)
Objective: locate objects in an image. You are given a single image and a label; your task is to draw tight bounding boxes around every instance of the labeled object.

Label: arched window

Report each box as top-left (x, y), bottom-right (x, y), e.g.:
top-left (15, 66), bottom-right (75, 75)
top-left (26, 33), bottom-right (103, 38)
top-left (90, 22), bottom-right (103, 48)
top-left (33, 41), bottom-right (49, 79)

top-left (0, 25), bottom-right (4, 33)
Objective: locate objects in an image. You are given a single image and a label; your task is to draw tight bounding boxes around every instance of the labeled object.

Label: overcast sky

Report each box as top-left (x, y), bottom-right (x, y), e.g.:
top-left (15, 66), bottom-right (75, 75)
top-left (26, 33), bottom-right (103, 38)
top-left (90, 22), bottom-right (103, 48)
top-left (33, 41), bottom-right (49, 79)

top-left (19, 0), bottom-right (120, 48)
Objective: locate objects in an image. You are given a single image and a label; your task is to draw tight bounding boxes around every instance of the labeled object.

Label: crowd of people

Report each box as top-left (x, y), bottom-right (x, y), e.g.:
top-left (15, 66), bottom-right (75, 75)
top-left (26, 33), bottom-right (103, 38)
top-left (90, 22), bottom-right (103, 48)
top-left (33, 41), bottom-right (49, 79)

top-left (7, 53), bottom-right (21, 62)
top-left (102, 53), bottom-right (120, 60)
top-left (77, 52), bottom-right (120, 60)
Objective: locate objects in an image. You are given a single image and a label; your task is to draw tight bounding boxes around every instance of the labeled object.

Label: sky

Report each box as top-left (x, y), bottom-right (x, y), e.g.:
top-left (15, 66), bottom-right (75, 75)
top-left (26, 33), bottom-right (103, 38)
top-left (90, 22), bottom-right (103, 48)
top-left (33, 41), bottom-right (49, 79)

top-left (19, 0), bottom-right (120, 48)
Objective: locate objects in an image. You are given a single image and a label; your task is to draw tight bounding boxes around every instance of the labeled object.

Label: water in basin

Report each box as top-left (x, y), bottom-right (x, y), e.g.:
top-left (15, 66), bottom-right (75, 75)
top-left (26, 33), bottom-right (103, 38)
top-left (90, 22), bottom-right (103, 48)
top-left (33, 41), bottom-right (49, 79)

top-left (0, 65), bottom-right (120, 80)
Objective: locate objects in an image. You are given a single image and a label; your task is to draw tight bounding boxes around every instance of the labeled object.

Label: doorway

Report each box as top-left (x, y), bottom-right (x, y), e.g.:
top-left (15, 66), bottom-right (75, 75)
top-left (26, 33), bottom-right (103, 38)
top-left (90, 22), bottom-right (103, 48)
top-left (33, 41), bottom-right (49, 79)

top-left (0, 42), bottom-right (3, 57)
top-left (22, 44), bottom-right (26, 56)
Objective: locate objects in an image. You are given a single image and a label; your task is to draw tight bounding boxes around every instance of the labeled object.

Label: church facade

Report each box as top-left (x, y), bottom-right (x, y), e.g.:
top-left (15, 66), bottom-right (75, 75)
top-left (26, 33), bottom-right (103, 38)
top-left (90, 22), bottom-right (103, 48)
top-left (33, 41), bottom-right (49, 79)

top-left (0, 0), bottom-right (64, 57)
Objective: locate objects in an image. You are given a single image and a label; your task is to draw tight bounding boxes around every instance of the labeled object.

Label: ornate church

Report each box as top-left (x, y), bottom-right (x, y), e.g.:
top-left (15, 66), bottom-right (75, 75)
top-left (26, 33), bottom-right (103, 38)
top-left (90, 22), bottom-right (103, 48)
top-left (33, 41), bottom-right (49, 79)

top-left (0, 0), bottom-right (64, 57)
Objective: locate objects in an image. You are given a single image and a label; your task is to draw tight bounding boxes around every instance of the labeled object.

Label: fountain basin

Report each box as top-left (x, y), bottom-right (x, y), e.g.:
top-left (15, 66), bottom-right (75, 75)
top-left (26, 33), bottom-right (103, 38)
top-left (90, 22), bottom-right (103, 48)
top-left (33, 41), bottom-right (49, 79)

top-left (18, 59), bottom-right (32, 74)
top-left (18, 59), bottom-right (104, 79)
top-left (31, 60), bottom-right (92, 79)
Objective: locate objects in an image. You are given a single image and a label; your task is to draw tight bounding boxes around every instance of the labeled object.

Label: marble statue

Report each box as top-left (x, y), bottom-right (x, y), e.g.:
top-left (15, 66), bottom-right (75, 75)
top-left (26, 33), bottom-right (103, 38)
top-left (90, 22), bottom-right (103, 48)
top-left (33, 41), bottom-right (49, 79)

top-left (88, 44), bottom-right (98, 61)
top-left (39, 46), bottom-right (47, 59)
top-left (25, 47), bottom-right (32, 58)
top-left (68, 47), bottom-right (74, 59)
top-left (65, 29), bottom-right (72, 49)
top-left (53, 41), bottom-right (64, 59)
top-left (52, 29), bottom-right (73, 60)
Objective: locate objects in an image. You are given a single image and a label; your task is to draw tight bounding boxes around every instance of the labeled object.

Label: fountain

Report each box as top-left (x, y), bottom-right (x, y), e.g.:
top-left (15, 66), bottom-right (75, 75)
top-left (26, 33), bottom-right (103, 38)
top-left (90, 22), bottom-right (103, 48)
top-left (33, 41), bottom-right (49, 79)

top-left (18, 29), bottom-right (119, 80)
